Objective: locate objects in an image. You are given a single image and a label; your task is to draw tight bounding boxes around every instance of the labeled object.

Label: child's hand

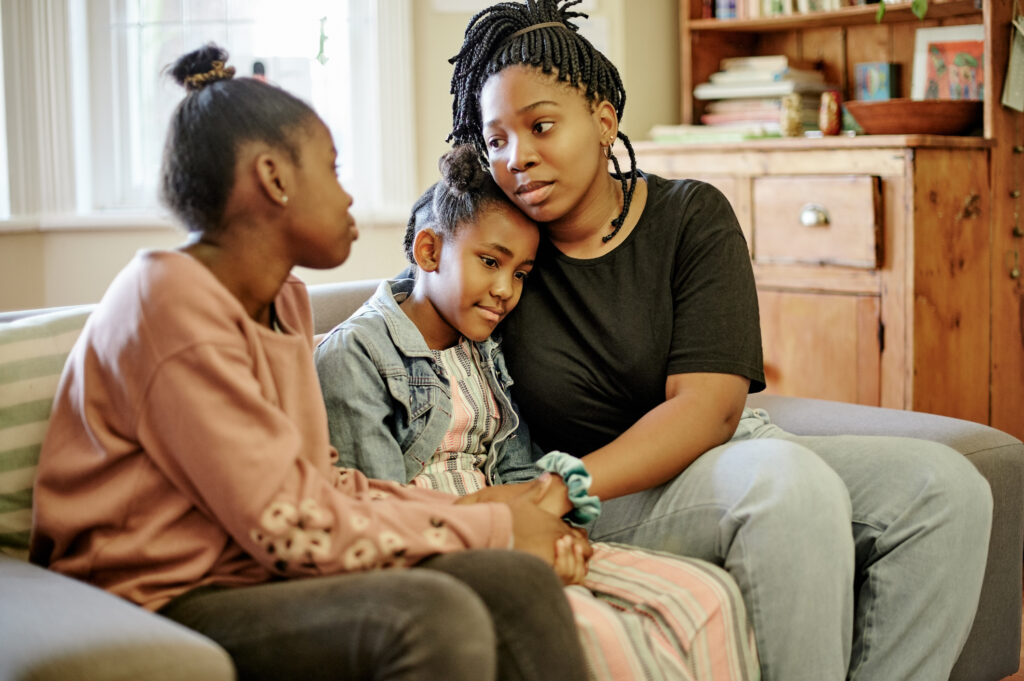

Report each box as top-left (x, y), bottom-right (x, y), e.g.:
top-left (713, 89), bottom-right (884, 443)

top-left (553, 529), bottom-right (591, 585)
top-left (455, 479), bottom-right (539, 506)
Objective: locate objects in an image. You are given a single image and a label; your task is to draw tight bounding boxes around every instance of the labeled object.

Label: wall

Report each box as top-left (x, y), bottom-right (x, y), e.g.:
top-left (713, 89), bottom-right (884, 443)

top-left (0, 222), bottom-right (408, 311)
top-left (0, 0), bottom-right (677, 312)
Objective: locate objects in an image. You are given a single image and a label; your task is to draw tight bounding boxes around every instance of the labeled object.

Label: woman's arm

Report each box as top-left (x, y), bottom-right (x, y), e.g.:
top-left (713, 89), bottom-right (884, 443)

top-left (583, 372), bottom-right (749, 501)
top-left (575, 184), bottom-right (759, 501)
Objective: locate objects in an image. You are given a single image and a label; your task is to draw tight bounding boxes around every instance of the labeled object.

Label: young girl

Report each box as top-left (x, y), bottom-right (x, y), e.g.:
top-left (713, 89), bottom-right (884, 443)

top-left (445, 3), bottom-right (993, 681)
top-left (314, 144), bottom-right (760, 681)
top-left (29, 44), bottom-right (591, 681)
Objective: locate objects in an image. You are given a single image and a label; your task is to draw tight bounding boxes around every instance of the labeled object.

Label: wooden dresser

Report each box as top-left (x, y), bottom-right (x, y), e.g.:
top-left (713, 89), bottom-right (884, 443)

top-left (633, 135), bottom-right (992, 422)
top-left (629, 0), bottom-right (1024, 438)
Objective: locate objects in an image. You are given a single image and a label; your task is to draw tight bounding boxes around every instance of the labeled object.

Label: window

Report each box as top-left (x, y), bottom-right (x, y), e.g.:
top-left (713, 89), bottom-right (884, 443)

top-left (1, 0), bottom-right (415, 224)
top-left (0, 2), bottom-right (8, 219)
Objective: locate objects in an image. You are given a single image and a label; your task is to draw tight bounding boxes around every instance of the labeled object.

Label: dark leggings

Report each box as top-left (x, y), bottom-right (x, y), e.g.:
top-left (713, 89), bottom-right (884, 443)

top-left (159, 549), bottom-right (587, 681)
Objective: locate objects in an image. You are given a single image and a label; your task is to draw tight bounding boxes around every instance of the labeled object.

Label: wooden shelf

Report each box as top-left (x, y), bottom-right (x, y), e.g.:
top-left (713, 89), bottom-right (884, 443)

top-left (634, 134), bottom-right (992, 152)
top-left (688, 0), bottom-right (980, 31)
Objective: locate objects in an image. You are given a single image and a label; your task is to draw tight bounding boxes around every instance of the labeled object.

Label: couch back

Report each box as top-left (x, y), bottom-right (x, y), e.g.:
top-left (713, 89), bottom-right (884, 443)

top-left (0, 278), bottom-right (382, 561)
top-left (0, 307), bottom-right (93, 559)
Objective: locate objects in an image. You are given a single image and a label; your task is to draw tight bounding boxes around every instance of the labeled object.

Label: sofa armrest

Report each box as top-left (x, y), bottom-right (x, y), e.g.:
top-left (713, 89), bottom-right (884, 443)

top-left (0, 555), bottom-right (234, 681)
top-left (747, 394), bottom-right (1024, 681)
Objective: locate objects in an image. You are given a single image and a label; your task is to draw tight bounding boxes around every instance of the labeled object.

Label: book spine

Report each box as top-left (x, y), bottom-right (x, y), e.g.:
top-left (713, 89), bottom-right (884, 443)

top-left (715, 0), bottom-right (738, 19)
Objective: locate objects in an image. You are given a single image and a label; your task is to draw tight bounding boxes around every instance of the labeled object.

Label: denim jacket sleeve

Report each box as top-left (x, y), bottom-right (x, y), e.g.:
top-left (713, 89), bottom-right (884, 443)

top-left (314, 323), bottom-right (409, 483)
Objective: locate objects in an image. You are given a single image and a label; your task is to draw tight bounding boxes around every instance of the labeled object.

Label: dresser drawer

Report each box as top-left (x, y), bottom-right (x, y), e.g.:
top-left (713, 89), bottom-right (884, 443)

top-left (753, 175), bottom-right (881, 268)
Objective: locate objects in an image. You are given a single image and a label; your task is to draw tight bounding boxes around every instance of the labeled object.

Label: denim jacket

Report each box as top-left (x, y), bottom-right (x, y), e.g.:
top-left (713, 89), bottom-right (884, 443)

top-left (314, 279), bottom-right (541, 486)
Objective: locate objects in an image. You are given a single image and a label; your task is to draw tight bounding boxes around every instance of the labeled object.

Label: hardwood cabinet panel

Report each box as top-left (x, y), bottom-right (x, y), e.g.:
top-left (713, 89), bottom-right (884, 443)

top-left (909, 148), bottom-right (991, 424)
top-left (758, 290), bottom-right (881, 404)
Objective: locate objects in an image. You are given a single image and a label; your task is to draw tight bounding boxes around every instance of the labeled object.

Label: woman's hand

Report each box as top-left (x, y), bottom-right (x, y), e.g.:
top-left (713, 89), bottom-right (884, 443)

top-left (532, 474), bottom-right (573, 518)
top-left (461, 475), bottom-right (590, 570)
top-left (505, 493), bottom-right (579, 564)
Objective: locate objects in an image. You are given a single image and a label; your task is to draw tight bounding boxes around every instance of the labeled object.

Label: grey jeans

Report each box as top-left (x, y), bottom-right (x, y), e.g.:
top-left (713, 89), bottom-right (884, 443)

top-left (588, 408), bottom-right (993, 681)
top-left (160, 549), bottom-right (587, 681)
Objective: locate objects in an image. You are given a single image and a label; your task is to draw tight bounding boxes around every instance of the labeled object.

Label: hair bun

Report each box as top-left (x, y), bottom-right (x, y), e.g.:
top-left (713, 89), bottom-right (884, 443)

top-left (438, 144), bottom-right (488, 196)
top-left (170, 43), bottom-right (236, 92)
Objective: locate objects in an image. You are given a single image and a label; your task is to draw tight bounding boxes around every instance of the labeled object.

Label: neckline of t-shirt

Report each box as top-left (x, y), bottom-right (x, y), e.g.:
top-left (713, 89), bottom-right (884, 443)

top-left (541, 170), bottom-right (652, 267)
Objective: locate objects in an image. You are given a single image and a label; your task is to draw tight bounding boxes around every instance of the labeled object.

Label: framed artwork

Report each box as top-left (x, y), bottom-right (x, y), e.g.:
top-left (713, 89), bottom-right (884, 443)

top-left (911, 24), bottom-right (985, 100)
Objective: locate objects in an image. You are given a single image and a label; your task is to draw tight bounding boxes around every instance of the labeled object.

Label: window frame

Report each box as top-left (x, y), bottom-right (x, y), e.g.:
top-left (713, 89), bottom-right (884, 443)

top-left (0, 0), bottom-right (415, 228)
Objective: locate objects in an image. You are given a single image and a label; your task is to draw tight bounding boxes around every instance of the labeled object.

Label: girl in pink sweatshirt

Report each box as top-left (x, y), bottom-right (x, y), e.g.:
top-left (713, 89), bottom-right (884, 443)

top-left (29, 43), bottom-right (588, 681)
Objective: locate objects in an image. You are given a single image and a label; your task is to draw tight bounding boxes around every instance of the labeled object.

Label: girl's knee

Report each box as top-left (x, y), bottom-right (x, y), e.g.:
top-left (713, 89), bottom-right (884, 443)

top-left (408, 568), bottom-right (493, 623)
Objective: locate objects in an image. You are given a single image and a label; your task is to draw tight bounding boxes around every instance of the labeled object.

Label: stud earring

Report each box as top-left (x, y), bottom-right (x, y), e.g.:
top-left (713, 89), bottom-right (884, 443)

top-left (280, 195), bottom-right (288, 205)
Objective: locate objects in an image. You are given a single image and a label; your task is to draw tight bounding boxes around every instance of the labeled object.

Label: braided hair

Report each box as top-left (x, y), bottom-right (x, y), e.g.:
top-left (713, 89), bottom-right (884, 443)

top-left (161, 43), bottom-right (318, 234)
top-left (448, 0), bottom-right (637, 242)
top-left (404, 145), bottom-right (516, 267)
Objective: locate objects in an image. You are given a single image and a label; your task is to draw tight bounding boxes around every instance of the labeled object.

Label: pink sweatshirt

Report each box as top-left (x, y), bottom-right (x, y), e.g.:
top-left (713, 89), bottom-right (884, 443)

top-left (30, 250), bottom-right (513, 611)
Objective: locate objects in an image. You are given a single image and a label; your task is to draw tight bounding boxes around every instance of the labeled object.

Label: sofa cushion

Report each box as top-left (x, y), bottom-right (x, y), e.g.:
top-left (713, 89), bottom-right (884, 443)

top-left (0, 308), bottom-right (91, 558)
top-left (0, 553), bottom-right (234, 681)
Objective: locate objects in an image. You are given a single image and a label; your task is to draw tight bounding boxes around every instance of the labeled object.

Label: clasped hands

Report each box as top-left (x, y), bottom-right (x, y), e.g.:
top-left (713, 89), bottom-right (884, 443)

top-left (455, 473), bottom-right (591, 585)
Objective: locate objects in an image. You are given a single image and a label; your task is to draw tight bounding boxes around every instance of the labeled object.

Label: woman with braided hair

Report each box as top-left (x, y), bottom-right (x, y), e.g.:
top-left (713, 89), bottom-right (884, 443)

top-left (447, 2), bottom-right (993, 681)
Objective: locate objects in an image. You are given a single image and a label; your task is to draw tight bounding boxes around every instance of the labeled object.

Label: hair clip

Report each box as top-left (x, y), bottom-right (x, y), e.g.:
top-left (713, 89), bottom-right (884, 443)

top-left (184, 61), bottom-right (237, 91)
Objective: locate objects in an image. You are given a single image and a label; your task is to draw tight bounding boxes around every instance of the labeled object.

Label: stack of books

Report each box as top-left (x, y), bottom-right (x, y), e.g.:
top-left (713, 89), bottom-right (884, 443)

top-left (691, 55), bottom-right (832, 135)
top-left (707, 0), bottom-right (839, 20)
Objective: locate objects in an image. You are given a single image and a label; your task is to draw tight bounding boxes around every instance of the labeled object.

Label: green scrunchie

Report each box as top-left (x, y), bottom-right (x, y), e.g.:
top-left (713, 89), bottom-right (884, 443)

top-left (535, 450), bottom-right (602, 526)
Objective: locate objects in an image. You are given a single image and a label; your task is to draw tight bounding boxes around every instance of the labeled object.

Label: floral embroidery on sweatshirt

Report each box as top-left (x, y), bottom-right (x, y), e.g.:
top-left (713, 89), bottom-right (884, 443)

top-left (251, 498), bottom-right (334, 570)
top-left (378, 530), bottom-right (409, 568)
top-left (335, 469), bottom-right (355, 489)
top-left (424, 517), bottom-right (453, 549)
top-left (343, 538), bottom-right (379, 570)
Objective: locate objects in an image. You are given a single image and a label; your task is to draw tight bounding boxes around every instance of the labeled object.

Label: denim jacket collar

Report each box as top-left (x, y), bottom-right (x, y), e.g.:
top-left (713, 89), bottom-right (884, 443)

top-left (368, 278), bottom-right (504, 364)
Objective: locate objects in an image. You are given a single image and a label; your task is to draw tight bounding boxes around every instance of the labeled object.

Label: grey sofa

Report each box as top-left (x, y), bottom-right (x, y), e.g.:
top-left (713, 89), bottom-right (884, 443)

top-left (1, 277), bottom-right (1020, 681)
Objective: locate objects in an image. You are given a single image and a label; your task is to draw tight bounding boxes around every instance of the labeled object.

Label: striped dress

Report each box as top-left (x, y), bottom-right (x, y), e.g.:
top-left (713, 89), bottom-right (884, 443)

top-left (414, 339), bottom-right (760, 681)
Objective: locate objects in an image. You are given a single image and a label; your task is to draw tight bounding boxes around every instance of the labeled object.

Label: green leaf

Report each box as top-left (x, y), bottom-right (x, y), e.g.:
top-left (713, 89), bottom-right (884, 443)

top-left (911, 0), bottom-right (928, 19)
top-left (875, 2), bottom-right (886, 21)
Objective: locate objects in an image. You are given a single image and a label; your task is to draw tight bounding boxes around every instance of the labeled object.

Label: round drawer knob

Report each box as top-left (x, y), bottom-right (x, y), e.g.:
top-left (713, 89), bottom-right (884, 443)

top-left (800, 203), bottom-right (830, 227)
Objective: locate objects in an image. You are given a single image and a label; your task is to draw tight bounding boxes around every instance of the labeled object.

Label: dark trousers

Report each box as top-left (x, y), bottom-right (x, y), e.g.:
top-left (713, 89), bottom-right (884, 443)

top-left (159, 549), bottom-right (587, 681)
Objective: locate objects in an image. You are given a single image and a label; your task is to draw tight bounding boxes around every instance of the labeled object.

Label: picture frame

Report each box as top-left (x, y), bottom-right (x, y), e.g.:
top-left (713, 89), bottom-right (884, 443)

top-left (911, 24), bottom-right (985, 100)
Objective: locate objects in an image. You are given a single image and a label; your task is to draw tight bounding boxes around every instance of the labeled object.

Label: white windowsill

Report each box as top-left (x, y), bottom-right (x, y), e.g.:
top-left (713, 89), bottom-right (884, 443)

top-left (0, 209), bottom-right (405, 234)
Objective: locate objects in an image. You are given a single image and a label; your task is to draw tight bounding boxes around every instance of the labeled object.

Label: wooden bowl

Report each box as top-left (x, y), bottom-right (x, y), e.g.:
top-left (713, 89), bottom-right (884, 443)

top-left (844, 99), bottom-right (983, 135)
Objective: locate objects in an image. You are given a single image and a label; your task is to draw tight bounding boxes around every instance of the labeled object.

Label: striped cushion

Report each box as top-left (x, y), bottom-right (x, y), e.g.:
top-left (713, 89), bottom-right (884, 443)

top-left (0, 308), bottom-right (91, 559)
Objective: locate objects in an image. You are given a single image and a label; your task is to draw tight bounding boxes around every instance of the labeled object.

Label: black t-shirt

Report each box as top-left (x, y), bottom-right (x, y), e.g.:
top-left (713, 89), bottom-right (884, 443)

top-left (502, 173), bottom-right (765, 457)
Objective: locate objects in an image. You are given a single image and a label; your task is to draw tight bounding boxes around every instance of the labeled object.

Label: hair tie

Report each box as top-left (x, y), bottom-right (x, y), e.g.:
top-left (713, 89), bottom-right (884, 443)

top-left (508, 21), bottom-right (568, 41)
top-left (184, 60), bottom-right (236, 91)
top-left (535, 451), bottom-right (601, 527)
